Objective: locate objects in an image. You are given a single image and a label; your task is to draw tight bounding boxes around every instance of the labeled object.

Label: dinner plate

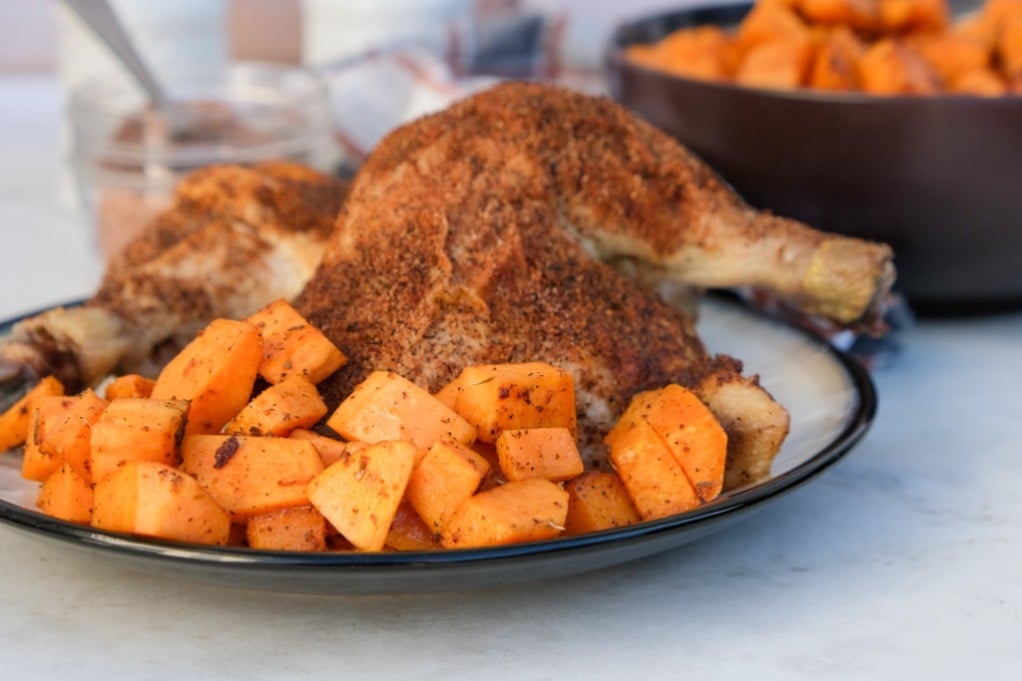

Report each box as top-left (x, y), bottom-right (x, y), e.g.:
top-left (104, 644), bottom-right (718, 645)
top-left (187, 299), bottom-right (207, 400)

top-left (0, 298), bottom-right (876, 595)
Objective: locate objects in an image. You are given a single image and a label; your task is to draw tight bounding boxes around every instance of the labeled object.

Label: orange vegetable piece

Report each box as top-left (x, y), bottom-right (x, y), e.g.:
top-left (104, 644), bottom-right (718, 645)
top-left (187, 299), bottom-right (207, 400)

top-left (36, 462), bottom-right (94, 524)
top-left (22, 389), bottom-right (107, 483)
top-left (913, 31), bottom-right (991, 83)
top-left (150, 318), bottom-right (263, 435)
top-left (307, 440), bottom-right (417, 551)
top-left (605, 417), bottom-right (701, 521)
top-left (629, 25), bottom-right (736, 81)
top-left (246, 505), bottom-right (327, 551)
top-left (796, 0), bottom-right (883, 32)
top-left (91, 461), bottom-right (231, 545)
top-left (858, 39), bottom-right (941, 95)
top-left (440, 478), bottom-right (569, 549)
top-left (180, 434), bottom-right (324, 520)
top-left (563, 470), bottom-right (641, 534)
top-left (103, 374), bottom-right (155, 400)
top-left (436, 362), bottom-right (576, 444)
top-left (0, 375), bottom-right (64, 451)
top-left (949, 67), bottom-right (1008, 95)
top-left (611, 384), bottom-right (728, 502)
top-left (999, 13), bottom-right (1022, 77)
top-left (734, 2), bottom-right (811, 55)
top-left (809, 27), bottom-right (865, 90)
top-left (878, 0), bottom-right (949, 32)
top-left (223, 375), bottom-right (328, 437)
top-left (495, 427), bottom-right (584, 483)
top-left (89, 398), bottom-right (189, 484)
top-left (289, 428), bottom-right (366, 467)
top-left (406, 437), bottom-right (491, 531)
top-left (735, 38), bottom-right (817, 90)
top-left (246, 298), bottom-right (347, 385)
top-left (327, 370), bottom-right (476, 451)
top-left (386, 501), bottom-right (441, 551)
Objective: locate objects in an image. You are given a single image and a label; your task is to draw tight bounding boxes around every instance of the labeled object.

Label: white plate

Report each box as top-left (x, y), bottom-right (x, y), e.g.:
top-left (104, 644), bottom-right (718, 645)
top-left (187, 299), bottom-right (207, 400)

top-left (0, 297), bottom-right (875, 594)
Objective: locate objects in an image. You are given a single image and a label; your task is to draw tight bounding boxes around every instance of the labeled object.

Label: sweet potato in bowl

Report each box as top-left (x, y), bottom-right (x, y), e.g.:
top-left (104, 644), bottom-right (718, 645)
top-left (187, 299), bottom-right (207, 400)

top-left (607, 1), bottom-right (1022, 307)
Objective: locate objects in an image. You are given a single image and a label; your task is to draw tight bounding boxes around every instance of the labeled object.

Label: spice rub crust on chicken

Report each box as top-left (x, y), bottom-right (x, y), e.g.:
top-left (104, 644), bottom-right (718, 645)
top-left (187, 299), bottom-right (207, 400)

top-left (2, 161), bottom-right (347, 393)
top-left (296, 82), bottom-right (893, 486)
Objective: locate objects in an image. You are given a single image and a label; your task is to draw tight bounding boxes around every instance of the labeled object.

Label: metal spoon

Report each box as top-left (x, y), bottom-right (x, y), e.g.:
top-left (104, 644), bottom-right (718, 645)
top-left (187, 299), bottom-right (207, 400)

top-left (60, 0), bottom-right (175, 113)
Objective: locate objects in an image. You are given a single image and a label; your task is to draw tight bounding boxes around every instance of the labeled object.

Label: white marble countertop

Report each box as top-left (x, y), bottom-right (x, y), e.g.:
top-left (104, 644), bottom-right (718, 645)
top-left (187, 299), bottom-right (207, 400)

top-left (1, 76), bottom-right (1020, 680)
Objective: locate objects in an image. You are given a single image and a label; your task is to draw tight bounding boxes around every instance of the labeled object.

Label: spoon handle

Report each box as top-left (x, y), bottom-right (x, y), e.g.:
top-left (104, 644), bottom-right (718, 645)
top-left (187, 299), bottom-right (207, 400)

top-left (61, 0), bottom-right (172, 110)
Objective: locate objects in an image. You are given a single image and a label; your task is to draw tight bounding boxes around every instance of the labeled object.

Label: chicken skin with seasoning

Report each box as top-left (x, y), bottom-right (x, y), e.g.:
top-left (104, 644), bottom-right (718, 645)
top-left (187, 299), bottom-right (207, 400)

top-left (296, 81), bottom-right (894, 486)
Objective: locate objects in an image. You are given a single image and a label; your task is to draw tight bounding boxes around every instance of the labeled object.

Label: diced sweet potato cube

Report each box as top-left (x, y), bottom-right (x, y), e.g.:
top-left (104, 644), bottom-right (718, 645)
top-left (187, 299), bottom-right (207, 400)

top-left (89, 398), bottom-right (189, 484)
top-left (246, 505), bottom-right (327, 551)
top-left (307, 440), bottom-right (417, 551)
top-left (878, 0), bottom-right (949, 32)
top-left (36, 462), bottom-right (94, 524)
top-left (22, 389), bottom-right (107, 483)
top-left (735, 2), bottom-right (811, 55)
top-left (327, 370), bottom-right (476, 450)
top-left (180, 434), bottom-right (325, 520)
top-left (735, 38), bottom-right (817, 90)
top-left (912, 31), bottom-right (990, 83)
top-left (247, 298), bottom-right (347, 385)
top-left (440, 478), bottom-right (569, 548)
top-left (91, 461), bottom-right (231, 545)
top-left (563, 470), bottom-right (641, 534)
top-left (0, 375), bottom-right (63, 451)
top-left (151, 318), bottom-right (263, 435)
top-left (406, 437), bottom-right (491, 531)
top-left (289, 428), bottom-right (366, 467)
top-left (611, 384), bottom-right (728, 502)
top-left (629, 25), bottom-right (736, 81)
top-left (386, 501), bottom-right (441, 551)
top-left (437, 362), bottom-right (576, 444)
top-left (858, 39), bottom-right (941, 95)
top-left (103, 374), bottom-right (155, 400)
top-left (495, 427), bottom-right (584, 483)
top-left (1000, 14), bottom-right (1022, 77)
top-left (223, 375), bottom-right (328, 437)
top-left (606, 417), bottom-right (700, 521)
top-left (796, 0), bottom-right (883, 31)
top-left (809, 27), bottom-right (865, 91)
top-left (949, 67), bottom-right (1008, 95)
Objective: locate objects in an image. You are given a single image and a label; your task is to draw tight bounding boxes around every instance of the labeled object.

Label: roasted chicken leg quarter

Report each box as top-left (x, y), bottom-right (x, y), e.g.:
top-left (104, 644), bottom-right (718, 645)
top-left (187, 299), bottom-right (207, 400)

top-left (296, 81), bottom-right (895, 487)
top-left (0, 161), bottom-right (347, 395)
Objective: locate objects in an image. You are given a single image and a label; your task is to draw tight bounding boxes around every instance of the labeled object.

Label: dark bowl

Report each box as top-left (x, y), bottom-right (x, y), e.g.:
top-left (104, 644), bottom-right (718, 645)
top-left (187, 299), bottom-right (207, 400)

top-left (606, 2), bottom-right (1022, 311)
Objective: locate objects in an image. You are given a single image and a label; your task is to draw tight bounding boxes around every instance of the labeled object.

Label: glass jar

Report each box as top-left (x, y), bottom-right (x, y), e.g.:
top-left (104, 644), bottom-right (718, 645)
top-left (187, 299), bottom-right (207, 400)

top-left (66, 62), bottom-right (337, 259)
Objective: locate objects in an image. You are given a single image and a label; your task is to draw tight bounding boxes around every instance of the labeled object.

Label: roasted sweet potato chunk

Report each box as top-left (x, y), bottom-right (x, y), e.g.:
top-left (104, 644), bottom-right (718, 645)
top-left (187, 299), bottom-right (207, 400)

top-left (327, 370), bottom-right (476, 451)
top-left (307, 440), bottom-right (417, 551)
top-left (91, 461), bottom-right (230, 545)
top-left (436, 362), bottom-right (576, 444)
top-left (564, 470), bottom-right (641, 534)
top-left (90, 398), bottom-right (189, 484)
top-left (22, 389), bottom-right (107, 483)
top-left (606, 417), bottom-right (701, 521)
top-left (151, 318), bottom-right (263, 435)
top-left (0, 375), bottom-right (63, 451)
top-left (440, 478), bottom-right (569, 548)
top-left (223, 375), bottom-right (328, 437)
top-left (181, 434), bottom-right (324, 520)
top-left (247, 298), bottom-right (347, 385)
top-left (246, 505), bottom-right (327, 551)
top-left (36, 462), bottom-right (94, 524)
top-left (495, 427), bottom-right (584, 483)
top-left (406, 437), bottom-right (491, 531)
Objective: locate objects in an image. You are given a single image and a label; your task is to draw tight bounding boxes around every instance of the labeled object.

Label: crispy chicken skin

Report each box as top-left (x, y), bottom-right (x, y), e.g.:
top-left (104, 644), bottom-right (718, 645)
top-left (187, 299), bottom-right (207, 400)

top-left (1, 161), bottom-right (347, 392)
top-left (297, 82), bottom-right (891, 482)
